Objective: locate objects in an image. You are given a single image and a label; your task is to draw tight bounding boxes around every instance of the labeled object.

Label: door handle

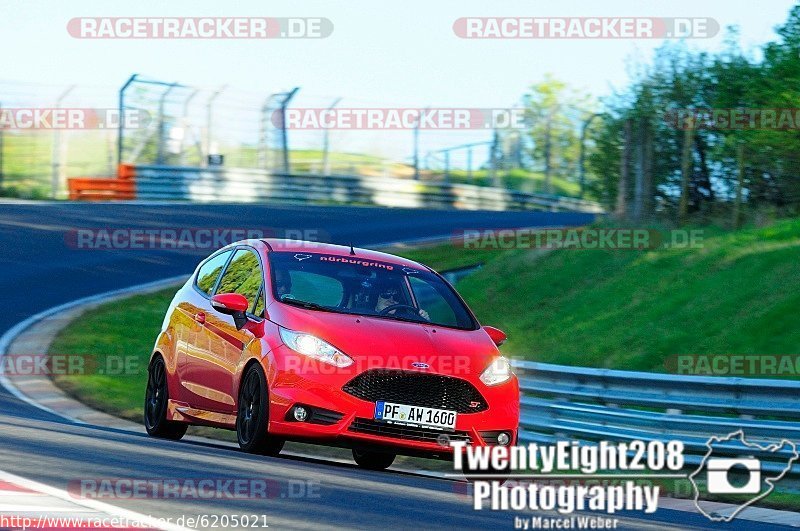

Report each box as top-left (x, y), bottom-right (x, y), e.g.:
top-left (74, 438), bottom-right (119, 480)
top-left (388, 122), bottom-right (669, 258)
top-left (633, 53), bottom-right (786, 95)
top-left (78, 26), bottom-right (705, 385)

top-left (194, 312), bottom-right (206, 324)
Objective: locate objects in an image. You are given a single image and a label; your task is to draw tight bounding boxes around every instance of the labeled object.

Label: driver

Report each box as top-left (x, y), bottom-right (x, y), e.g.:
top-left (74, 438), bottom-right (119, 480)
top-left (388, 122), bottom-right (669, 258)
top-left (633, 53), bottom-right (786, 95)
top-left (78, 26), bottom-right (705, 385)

top-left (374, 283), bottom-right (430, 321)
top-left (275, 269), bottom-right (293, 298)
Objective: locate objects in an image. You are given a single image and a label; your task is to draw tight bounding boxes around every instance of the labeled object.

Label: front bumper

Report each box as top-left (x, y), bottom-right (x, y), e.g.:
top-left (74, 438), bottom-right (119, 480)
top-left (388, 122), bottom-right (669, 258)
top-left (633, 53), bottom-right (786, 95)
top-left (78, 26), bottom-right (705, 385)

top-left (265, 346), bottom-right (520, 457)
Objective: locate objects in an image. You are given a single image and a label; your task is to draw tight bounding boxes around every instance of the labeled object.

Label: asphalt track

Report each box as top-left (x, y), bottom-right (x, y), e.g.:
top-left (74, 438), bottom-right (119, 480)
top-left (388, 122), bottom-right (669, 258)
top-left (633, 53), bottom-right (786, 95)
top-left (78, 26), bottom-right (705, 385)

top-left (0, 201), bottom-right (787, 530)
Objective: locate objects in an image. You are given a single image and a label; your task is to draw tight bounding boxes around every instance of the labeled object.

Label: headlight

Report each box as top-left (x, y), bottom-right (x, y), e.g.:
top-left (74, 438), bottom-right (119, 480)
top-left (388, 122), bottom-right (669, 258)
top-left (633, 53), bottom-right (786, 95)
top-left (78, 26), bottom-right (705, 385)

top-left (279, 327), bottom-right (353, 368)
top-left (480, 356), bottom-right (512, 386)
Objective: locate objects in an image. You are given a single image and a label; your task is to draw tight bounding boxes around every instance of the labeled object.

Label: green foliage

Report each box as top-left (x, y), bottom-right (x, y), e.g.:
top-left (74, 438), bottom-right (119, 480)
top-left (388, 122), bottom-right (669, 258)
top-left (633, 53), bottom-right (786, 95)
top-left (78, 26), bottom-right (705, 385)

top-left (585, 7), bottom-right (800, 219)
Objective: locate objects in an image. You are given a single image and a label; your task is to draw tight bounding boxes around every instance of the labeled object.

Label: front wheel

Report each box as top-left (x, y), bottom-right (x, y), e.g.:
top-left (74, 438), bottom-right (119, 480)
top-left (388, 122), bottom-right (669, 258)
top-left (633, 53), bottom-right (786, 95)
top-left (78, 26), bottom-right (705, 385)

top-left (237, 363), bottom-right (284, 456)
top-left (144, 356), bottom-right (187, 440)
top-left (352, 449), bottom-right (396, 470)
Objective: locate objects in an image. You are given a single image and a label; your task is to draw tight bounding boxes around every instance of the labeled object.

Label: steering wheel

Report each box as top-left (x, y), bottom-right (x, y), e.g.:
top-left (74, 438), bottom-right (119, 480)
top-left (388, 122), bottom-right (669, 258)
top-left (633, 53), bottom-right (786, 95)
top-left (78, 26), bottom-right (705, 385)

top-left (378, 304), bottom-right (421, 318)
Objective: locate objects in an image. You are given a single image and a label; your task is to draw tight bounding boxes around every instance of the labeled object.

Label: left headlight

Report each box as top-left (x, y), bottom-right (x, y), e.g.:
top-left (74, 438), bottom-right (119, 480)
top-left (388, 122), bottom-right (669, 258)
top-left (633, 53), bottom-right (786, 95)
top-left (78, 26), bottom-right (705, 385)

top-left (480, 356), bottom-right (512, 386)
top-left (279, 327), bottom-right (353, 368)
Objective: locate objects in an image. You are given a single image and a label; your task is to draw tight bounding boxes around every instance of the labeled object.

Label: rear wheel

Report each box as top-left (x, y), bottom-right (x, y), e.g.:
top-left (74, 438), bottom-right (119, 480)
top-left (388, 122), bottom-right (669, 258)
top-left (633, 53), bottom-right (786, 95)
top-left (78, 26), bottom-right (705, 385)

top-left (237, 363), bottom-right (284, 456)
top-left (352, 449), bottom-right (396, 470)
top-left (144, 356), bottom-right (187, 440)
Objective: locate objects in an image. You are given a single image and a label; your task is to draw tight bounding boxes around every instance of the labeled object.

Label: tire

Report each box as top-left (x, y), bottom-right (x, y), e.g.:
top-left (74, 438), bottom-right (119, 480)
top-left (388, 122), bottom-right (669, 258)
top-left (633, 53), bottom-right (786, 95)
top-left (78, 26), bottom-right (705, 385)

top-left (144, 356), bottom-right (188, 440)
top-left (352, 449), bottom-right (396, 470)
top-left (236, 363), bottom-right (284, 456)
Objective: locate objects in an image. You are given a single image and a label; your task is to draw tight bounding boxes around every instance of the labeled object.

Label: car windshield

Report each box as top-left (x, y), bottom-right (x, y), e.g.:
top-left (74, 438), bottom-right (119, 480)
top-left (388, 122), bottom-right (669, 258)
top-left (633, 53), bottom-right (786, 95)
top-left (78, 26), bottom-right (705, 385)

top-left (268, 251), bottom-right (477, 330)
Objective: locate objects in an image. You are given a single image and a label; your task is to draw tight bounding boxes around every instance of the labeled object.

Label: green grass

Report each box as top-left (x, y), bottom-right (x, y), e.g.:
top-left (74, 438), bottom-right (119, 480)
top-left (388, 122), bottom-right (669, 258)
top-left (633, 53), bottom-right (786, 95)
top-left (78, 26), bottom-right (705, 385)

top-left (51, 289), bottom-right (174, 420)
top-left (445, 220), bottom-right (800, 375)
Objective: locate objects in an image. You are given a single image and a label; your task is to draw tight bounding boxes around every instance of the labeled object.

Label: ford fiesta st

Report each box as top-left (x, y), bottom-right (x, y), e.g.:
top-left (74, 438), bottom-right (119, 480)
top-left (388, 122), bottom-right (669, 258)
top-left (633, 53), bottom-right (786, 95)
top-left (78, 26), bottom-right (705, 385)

top-left (145, 239), bottom-right (519, 470)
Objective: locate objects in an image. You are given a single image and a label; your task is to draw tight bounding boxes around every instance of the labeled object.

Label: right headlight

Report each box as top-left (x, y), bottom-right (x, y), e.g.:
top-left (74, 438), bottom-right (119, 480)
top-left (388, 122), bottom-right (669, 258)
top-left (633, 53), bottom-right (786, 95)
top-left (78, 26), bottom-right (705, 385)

top-left (479, 356), bottom-right (512, 386)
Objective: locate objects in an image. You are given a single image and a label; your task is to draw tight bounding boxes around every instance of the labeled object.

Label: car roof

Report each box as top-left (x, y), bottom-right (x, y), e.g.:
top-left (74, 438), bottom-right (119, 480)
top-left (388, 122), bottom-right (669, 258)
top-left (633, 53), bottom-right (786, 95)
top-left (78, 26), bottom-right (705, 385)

top-left (260, 238), bottom-right (431, 271)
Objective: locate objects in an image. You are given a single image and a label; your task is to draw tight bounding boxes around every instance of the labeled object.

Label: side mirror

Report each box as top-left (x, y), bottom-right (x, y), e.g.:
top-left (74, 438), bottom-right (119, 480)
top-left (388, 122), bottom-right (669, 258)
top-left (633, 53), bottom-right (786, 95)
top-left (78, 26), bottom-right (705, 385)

top-left (483, 326), bottom-right (507, 347)
top-left (211, 293), bottom-right (249, 330)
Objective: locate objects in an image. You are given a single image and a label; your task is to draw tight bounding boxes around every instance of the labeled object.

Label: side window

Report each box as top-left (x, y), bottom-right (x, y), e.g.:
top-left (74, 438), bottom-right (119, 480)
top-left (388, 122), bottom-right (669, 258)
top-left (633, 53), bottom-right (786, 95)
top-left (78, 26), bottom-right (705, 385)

top-left (195, 250), bottom-right (233, 295)
top-left (254, 287), bottom-right (266, 317)
top-left (215, 249), bottom-right (263, 312)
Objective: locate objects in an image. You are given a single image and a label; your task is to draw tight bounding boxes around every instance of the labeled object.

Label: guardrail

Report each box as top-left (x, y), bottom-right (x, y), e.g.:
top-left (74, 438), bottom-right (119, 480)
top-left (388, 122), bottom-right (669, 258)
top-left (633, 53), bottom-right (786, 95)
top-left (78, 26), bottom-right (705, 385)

top-left (513, 360), bottom-right (800, 478)
top-left (71, 165), bottom-right (604, 212)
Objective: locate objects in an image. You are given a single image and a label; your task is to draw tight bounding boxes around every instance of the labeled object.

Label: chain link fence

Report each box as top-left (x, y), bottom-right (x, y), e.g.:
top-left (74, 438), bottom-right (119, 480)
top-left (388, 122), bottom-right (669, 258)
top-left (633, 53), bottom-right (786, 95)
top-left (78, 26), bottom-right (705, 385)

top-left (0, 75), bottom-right (578, 201)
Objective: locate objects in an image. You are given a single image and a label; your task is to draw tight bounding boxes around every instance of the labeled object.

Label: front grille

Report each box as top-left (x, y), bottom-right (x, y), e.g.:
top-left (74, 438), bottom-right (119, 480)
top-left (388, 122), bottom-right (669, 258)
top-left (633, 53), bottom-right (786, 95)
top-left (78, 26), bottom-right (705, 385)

top-left (342, 369), bottom-right (488, 413)
top-left (349, 418), bottom-right (472, 444)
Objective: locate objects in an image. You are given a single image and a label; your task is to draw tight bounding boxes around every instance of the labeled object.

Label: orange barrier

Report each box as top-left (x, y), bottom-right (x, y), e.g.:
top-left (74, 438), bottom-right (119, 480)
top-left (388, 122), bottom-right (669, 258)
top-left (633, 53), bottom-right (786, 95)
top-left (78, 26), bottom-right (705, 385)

top-left (67, 164), bottom-right (137, 201)
top-left (68, 178), bottom-right (135, 200)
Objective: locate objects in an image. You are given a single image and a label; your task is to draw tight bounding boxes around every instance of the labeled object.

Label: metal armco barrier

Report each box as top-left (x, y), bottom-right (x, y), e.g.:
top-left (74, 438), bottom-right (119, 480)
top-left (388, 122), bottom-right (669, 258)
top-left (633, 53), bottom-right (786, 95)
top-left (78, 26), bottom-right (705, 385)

top-left (513, 360), bottom-right (800, 477)
top-left (126, 165), bottom-right (604, 212)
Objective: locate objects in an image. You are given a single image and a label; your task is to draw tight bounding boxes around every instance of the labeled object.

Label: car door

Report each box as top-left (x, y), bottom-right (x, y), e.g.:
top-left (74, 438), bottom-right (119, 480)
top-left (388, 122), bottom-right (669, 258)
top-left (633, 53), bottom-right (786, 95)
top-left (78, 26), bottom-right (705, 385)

top-left (185, 247), bottom-right (265, 413)
top-left (174, 248), bottom-right (234, 411)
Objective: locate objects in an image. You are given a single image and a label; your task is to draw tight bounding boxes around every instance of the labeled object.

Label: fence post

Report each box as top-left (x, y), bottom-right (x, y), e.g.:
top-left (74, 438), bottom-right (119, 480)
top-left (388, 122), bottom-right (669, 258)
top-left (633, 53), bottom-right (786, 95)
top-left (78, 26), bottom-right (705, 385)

top-left (205, 85), bottom-right (227, 167)
top-left (179, 89), bottom-right (199, 166)
top-left (51, 85), bottom-right (75, 199)
top-left (155, 83), bottom-right (178, 165)
top-left (118, 74), bottom-right (138, 169)
top-left (322, 97), bottom-right (341, 176)
top-left (413, 110), bottom-right (423, 180)
top-left (279, 87), bottom-right (299, 174)
top-left (490, 129), bottom-right (500, 187)
top-left (466, 145), bottom-right (473, 181)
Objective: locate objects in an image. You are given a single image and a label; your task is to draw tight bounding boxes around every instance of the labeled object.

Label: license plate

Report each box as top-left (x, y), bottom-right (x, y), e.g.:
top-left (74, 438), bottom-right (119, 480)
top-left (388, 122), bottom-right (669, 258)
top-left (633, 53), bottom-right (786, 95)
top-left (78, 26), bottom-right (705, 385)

top-left (374, 401), bottom-right (457, 431)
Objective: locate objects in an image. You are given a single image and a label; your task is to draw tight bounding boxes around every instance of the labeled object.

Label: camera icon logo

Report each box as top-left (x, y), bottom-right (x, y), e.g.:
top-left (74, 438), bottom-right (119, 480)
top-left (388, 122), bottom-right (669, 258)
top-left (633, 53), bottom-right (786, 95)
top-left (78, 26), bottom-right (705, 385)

top-left (706, 457), bottom-right (761, 494)
top-left (689, 430), bottom-right (798, 522)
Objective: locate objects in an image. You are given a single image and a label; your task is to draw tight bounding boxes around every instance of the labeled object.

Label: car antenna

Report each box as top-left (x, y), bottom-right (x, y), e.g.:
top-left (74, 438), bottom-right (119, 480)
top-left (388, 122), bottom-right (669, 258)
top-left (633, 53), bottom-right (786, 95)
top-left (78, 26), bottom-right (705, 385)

top-left (349, 242), bottom-right (356, 256)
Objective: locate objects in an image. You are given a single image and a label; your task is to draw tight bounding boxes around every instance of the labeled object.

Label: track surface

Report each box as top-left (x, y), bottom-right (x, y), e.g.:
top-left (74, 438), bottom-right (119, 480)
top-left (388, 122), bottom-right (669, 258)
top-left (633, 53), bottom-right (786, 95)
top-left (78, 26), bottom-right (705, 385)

top-left (0, 202), bottom-right (783, 529)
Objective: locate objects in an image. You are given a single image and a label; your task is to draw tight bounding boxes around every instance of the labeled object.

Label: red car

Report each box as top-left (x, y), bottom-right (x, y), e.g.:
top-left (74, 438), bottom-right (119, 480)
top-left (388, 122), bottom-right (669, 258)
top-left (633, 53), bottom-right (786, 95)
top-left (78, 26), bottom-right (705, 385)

top-left (145, 239), bottom-right (519, 470)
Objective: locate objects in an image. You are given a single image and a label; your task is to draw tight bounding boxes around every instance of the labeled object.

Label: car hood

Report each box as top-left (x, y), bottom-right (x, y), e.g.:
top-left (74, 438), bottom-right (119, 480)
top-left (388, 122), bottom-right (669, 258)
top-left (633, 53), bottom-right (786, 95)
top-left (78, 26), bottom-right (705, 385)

top-left (268, 303), bottom-right (498, 374)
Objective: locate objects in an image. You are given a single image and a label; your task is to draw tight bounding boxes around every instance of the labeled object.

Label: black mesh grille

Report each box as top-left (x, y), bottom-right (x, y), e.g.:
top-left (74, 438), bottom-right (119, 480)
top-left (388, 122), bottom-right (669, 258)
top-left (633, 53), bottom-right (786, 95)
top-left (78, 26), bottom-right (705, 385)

top-left (342, 369), bottom-right (488, 413)
top-left (349, 418), bottom-right (473, 444)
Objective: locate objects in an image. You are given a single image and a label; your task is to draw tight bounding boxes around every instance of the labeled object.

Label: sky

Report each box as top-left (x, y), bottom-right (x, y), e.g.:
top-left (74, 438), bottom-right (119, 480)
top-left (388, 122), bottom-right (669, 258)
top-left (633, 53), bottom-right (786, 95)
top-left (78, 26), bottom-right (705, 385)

top-left (1, 0), bottom-right (796, 105)
top-left (1, 0), bottom-right (797, 164)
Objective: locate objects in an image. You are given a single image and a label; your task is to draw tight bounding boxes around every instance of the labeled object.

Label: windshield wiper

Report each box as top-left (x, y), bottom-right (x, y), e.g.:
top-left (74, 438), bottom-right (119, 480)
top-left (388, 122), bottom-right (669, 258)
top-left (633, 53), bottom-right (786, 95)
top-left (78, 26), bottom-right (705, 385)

top-left (280, 297), bottom-right (334, 312)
